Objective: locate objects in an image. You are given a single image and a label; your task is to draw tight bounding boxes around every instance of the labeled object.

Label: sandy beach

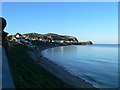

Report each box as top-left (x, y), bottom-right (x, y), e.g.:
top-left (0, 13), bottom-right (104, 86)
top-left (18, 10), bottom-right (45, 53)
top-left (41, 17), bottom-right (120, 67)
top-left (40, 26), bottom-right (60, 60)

top-left (29, 46), bottom-right (95, 88)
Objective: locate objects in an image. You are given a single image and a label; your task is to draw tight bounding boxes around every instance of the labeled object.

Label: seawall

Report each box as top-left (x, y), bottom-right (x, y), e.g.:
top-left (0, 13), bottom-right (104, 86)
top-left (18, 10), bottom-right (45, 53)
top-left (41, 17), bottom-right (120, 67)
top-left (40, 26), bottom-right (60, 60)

top-left (2, 47), bottom-right (14, 88)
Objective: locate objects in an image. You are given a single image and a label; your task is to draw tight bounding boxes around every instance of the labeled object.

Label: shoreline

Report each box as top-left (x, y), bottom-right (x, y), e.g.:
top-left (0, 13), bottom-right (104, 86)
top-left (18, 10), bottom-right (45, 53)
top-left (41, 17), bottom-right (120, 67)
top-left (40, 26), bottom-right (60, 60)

top-left (29, 45), bottom-right (95, 88)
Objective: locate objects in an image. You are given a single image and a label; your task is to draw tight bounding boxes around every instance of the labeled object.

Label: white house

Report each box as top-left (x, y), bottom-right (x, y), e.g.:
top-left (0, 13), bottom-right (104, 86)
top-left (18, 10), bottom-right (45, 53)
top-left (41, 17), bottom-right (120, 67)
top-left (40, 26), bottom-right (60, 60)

top-left (60, 40), bottom-right (64, 43)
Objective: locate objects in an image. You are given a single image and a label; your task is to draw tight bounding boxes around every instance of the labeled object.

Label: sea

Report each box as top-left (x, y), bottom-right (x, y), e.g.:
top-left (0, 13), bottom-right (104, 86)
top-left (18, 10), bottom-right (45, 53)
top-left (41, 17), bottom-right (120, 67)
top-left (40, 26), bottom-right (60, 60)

top-left (41, 44), bottom-right (118, 88)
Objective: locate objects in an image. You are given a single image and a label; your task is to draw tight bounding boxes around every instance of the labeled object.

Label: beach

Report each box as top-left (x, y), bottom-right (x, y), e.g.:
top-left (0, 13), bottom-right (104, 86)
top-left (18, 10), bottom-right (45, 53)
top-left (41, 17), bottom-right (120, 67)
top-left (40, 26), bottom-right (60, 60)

top-left (29, 46), bottom-right (95, 88)
top-left (40, 44), bottom-right (118, 89)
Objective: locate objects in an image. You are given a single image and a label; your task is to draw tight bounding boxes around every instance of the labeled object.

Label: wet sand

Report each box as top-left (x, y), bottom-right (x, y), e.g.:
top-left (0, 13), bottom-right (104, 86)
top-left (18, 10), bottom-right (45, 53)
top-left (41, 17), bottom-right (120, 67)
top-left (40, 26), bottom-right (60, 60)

top-left (29, 46), bottom-right (95, 88)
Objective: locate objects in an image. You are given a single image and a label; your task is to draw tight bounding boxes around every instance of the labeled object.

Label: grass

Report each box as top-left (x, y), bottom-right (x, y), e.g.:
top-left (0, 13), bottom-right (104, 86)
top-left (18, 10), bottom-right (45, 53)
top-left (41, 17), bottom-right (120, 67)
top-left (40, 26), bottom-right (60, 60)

top-left (8, 42), bottom-right (71, 88)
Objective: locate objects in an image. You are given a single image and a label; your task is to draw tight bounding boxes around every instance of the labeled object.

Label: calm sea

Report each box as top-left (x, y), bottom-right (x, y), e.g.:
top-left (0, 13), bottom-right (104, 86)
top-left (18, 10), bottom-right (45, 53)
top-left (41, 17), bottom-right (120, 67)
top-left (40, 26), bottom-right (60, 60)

top-left (42, 44), bottom-right (118, 88)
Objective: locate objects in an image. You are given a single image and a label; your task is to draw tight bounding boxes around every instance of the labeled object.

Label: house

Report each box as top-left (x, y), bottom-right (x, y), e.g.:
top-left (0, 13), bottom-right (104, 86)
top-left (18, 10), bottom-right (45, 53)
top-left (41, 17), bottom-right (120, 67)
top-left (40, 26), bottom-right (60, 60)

top-left (42, 37), bottom-right (51, 42)
top-left (15, 33), bottom-right (24, 39)
top-left (37, 37), bottom-right (44, 41)
top-left (24, 35), bottom-right (29, 39)
top-left (11, 36), bottom-right (16, 41)
top-left (60, 40), bottom-right (64, 43)
top-left (31, 38), bottom-right (37, 41)
top-left (39, 38), bottom-right (43, 41)
top-left (11, 33), bottom-right (25, 42)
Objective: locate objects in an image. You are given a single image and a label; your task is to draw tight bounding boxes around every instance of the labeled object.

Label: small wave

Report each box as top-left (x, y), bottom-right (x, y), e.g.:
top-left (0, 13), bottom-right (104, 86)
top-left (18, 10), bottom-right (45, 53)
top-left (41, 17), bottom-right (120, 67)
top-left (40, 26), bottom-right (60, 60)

top-left (84, 74), bottom-right (97, 82)
top-left (83, 74), bottom-right (107, 88)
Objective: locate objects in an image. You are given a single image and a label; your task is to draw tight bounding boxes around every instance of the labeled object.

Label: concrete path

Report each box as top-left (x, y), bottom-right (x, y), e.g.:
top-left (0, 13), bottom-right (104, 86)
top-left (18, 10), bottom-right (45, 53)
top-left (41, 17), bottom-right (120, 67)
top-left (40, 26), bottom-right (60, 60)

top-left (2, 47), bottom-right (14, 88)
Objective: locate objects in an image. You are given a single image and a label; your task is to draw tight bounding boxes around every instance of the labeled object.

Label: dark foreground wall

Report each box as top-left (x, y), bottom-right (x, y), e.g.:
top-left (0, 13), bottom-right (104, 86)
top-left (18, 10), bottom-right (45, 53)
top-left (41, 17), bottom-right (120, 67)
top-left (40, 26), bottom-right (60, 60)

top-left (2, 47), bottom-right (14, 88)
top-left (0, 17), bottom-right (15, 88)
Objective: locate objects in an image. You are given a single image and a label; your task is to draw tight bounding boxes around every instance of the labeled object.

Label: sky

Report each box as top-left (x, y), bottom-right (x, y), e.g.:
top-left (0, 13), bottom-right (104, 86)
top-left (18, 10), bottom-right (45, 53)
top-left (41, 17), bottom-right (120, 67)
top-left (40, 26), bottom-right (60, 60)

top-left (2, 2), bottom-right (118, 44)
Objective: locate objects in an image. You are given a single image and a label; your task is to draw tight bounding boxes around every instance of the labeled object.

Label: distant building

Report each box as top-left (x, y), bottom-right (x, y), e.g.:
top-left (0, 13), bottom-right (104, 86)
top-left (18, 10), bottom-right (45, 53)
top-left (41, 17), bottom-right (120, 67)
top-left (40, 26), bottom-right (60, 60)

top-left (11, 33), bottom-right (25, 42)
top-left (39, 38), bottom-right (43, 41)
top-left (24, 35), bottom-right (29, 39)
top-left (38, 37), bottom-right (44, 41)
top-left (15, 33), bottom-right (24, 39)
top-left (60, 40), bottom-right (64, 43)
top-left (31, 38), bottom-right (37, 41)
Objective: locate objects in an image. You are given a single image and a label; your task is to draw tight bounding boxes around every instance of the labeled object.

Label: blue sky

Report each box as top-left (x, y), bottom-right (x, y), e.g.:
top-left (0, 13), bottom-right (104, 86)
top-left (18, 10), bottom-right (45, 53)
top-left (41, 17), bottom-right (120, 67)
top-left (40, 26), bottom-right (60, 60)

top-left (2, 2), bottom-right (118, 44)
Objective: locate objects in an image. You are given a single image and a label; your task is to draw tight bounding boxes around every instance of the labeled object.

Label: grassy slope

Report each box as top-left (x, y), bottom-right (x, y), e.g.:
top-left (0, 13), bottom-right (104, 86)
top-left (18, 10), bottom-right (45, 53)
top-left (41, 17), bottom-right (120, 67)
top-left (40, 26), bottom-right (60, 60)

top-left (8, 43), bottom-right (71, 88)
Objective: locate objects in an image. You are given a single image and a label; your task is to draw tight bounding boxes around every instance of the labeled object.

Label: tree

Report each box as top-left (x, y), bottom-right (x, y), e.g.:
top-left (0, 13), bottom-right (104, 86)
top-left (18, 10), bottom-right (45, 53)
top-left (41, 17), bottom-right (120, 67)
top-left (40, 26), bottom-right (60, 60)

top-left (7, 35), bottom-right (12, 40)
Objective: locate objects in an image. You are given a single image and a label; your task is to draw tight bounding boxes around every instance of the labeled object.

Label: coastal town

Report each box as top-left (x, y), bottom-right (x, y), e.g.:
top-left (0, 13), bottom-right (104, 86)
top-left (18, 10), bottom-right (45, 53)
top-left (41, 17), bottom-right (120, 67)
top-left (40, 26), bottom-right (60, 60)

top-left (9, 33), bottom-right (78, 43)
top-left (7, 33), bottom-right (93, 49)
